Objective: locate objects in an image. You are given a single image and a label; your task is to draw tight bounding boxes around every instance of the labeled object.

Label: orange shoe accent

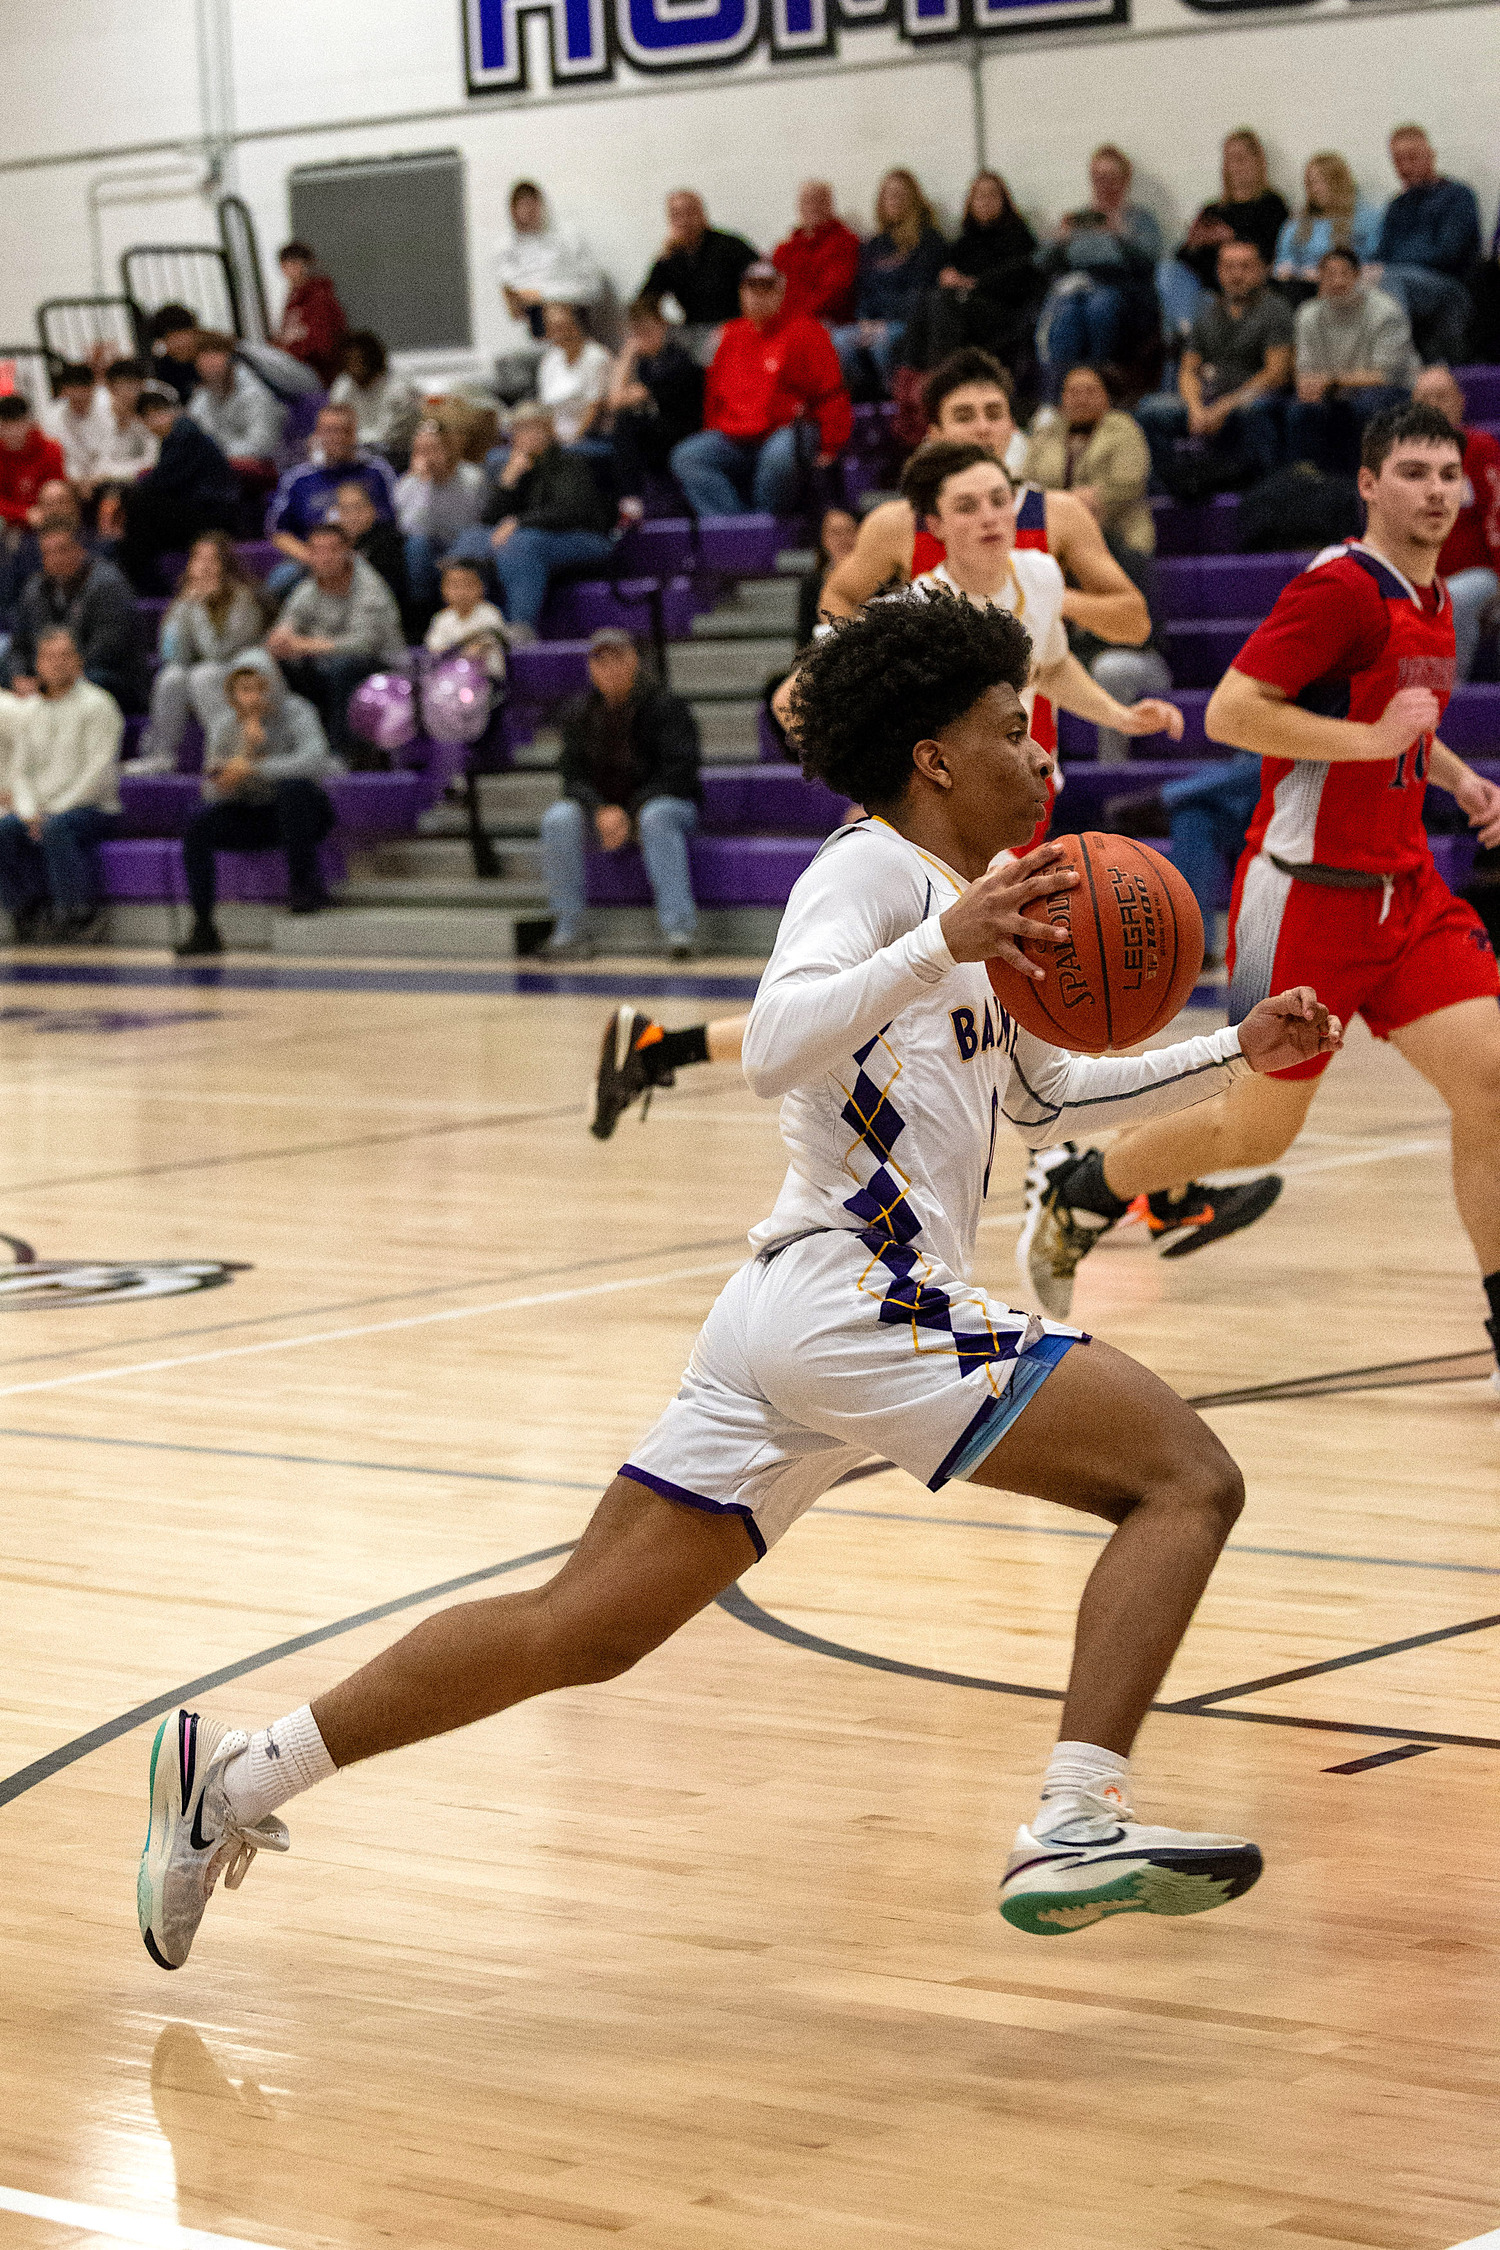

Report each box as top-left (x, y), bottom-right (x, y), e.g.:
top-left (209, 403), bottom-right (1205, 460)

top-left (633, 1021), bottom-right (666, 1049)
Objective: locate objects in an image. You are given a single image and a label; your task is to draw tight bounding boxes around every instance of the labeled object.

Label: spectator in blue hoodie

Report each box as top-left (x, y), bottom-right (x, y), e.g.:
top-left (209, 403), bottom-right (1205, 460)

top-left (265, 400), bottom-right (398, 599)
top-left (1373, 125), bottom-right (1481, 363)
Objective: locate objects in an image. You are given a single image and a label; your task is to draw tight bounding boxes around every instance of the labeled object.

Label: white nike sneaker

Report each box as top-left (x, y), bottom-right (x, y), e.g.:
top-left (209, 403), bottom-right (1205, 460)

top-left (138, 1709), bottom-right (289, 1970)
top-left (999, 1788), bottom-right (1263, 1936)
top-left (1016, 1143), bottom-right (1116, 1321)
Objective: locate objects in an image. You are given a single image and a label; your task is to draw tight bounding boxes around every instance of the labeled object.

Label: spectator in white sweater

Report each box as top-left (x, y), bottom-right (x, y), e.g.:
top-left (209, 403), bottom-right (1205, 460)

top-left (0, 626), bottom-right (122, 939)
top-left (41, 366), bottom-right (114, 491)
top-left (537, 302), bottom-right (615, 447)
top-left (425, 557), bottom-right (509, 679)
top-left (329, 332), bottom-right (425, 465)
top-left (137, 531), bottom-right (266, 770)
top-left (189, 333), bottom-right (287, 489)
top-left (395, 421), bottom-right (487, 612)
top-left (93, 360), bottom-right (159, 491)
top-left (495, 182), bottom-right (603, 338)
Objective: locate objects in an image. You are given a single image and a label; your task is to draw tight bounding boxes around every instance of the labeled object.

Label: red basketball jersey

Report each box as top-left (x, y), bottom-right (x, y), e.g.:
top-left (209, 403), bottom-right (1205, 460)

top-left (1235, 542), bottom-right (1456, 876)
top-left (911, 526), bottom-right (945, 575)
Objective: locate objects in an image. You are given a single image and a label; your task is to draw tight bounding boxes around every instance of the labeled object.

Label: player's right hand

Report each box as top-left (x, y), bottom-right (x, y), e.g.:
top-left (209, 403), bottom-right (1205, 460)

top-left (1368, 686), bottom-right (1441, 760)
top-left (940, 840), bottom-right (1077, 978)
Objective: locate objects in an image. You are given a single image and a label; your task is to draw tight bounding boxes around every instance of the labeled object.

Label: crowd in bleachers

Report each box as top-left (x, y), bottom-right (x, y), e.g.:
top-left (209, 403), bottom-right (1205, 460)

top-left (0, 115), bottom-right (1497, 955)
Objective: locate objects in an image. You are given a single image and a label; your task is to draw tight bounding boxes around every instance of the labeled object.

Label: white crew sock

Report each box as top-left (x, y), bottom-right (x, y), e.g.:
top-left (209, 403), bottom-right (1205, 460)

top-left (1034, 1741), bottom-right (1131, 1832)
top-left (220, 1705), bottom-right (337, 1826)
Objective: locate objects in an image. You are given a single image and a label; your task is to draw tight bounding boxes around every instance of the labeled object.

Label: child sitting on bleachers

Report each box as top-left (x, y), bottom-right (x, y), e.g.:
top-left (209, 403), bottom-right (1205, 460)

top-left (424, 558), bottom-right (509, 680)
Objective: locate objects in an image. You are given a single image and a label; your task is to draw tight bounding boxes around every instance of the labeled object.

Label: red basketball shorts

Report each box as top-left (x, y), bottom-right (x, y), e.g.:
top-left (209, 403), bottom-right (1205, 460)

top-left (1225, 850), bottom-right (1499, 1080)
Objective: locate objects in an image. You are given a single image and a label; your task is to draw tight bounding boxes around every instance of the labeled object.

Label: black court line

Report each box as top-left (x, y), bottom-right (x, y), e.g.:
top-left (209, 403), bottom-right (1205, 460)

top-left (1184, 1349), bottom-right (1495, 1409)
top-left (0, 1542), bottom-right (576, 1811)
top-left (715, 1584), bottom-right (1500, 1755)
top-left (0, 1423), bottom-right (605, 1491)
top-left (1164, 1612), bottom-right (1500, 1711)
top-left (1324, 1743), bottom-right (1440, 1775)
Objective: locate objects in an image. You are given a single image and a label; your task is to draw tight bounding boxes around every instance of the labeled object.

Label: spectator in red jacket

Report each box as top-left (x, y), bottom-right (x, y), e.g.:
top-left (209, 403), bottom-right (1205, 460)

top-left (274, 242), bottom-right (349, 386)
top-left (1413, 364), bottom-right (1500, 676)
top-left (0, 398), bottom-right (66, 531)
top-left (772, 181), bottom-right (861, 326)
top-left (669, 264), bottom-right (852, 516)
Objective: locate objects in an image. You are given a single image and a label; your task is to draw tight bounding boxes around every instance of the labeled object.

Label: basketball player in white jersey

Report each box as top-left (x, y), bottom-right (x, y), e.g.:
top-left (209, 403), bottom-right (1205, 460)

top-left (140, 592), bottom-right (1338, 1969)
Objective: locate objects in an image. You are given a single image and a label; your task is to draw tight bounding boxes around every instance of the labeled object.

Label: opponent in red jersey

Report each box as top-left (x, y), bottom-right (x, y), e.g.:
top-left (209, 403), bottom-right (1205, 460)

top-left (1023, 401), bottom-right (1500, 1385)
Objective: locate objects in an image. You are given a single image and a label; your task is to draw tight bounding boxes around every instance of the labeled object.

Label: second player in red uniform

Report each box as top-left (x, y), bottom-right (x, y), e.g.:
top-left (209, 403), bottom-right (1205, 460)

top-left (1022, 401), bottom-right (1500, 1384)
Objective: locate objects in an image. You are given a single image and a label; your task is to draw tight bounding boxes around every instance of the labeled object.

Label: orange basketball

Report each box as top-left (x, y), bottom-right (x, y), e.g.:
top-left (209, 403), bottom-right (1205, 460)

top-left (986, 832), bottom-right (1204, 1055)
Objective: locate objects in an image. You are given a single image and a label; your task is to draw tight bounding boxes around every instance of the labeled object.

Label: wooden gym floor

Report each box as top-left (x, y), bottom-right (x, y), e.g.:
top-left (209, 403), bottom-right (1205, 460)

top-left (0, 950), bottom-right (1496, 2250)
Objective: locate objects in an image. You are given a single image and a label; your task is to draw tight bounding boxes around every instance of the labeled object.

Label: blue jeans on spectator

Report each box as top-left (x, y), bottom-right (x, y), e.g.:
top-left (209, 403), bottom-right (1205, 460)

top-left (448, 526), bottom-right (613, 630)
top-left (404, 532), bottom-right (443, 613)
top-left (1156, 259), bottom-right (1209, 350)
top-left (1446, 565), bottom-right (1500, 680)
top-left (1285, 385), bottom-right (1409, 476)
top-left (0, 806), bottom-right (118, 923)
top-left (1379, 266), bottom-right (1473, 364)
top-left (541, 793), bottom-right (698, 943)
top-left (1041, 281), bottom-right (1128, 377)
top-left (1161, 755), bottom-right (1262, 944)
top-left (830, 321), bottom-right (905, 395)
top-left (669, 426), bottom-right (806, 517)
top-left (1136, 393), bottom-right (1285, 489)
top-left (265, 557), bottom-right (305, 604)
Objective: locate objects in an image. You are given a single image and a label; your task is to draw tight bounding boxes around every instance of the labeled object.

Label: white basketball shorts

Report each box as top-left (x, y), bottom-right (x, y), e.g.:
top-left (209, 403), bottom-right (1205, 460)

top-left (621, 1227), bottom-right (1084, 1557)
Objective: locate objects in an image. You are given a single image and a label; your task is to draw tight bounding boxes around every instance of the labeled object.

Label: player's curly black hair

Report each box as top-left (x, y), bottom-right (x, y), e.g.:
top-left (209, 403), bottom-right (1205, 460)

top-left (791, 586), bottom-right (1033, 808)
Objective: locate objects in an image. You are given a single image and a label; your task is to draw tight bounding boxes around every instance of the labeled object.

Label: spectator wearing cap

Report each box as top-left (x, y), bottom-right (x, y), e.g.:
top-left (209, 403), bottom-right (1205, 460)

top-left (263, 520), bottom-right (405, 761)
top-left (274, 242), bottom-right (349, 386)
top-left (265, 401), bottom-right (399, 598)
top-left (540, 628), bottom-right (702, 960)
top-left (0, 624), bottom-right (122, 941)
top-left (189, 332), bottom-right (287, 489)
top-left (496, 182), bottom-right (603, 338)
top-left (102, 384), bottom-right (240, 592)
top-left (41, 366), bottom-right (113, 491)
top-left (1413, 364), bottom-right (1500, 678)
top-left (642, 192), bottom-right (758, 361)
top-left (147, 305), bottom-right (205, 405)
top-left (1286, 248), bottom-right (1417, 474)
top-left (8, 520), bottom-right (150, 712)
top-left (670, 263), bottom-right (851, 517)
top-left (772, 183), bottom-right (861, 326)
top-left (447, 404), bottom-right (614, 639)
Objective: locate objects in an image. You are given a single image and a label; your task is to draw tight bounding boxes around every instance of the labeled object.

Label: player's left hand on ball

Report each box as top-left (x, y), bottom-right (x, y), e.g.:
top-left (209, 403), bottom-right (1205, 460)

top-left (1126, 698), bottom-right (1184, 742)
top-left (1238, 986), bottom-right (1343, 1074)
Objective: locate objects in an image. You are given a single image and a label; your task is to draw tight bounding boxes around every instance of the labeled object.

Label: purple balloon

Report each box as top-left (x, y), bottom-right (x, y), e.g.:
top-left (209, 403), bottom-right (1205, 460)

top-left (347, 672), bottom-right (417, 753)
top-left (421, 655), bottom-right (492, 746)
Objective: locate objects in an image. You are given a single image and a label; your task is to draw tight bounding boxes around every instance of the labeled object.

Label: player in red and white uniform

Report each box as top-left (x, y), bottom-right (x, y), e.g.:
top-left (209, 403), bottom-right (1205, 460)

top-left (1023, 402), bottom-right (1500, 1384)
top-left (590, 354), bottom-right (1154, 1138)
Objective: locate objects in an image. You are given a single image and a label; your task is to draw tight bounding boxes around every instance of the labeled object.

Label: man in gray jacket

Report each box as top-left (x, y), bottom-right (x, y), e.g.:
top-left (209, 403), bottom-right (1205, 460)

top-left (1286, 248), bottom-right (1419, 473)
top-left (175, 648), bottom-right (344, 956)
top-left (264, 520), bottom-right (405, 762)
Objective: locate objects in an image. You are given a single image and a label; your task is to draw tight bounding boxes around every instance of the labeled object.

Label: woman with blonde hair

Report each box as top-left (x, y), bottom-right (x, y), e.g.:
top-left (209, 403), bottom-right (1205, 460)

top-left (832, 167), bottom-right (947, 395)
top-left (1273, 153), bottom-right (1383, 291)
top-left (1159, 128), bottom-right (1290, 342)
top-left (135, 530), bottom-right (265, 771)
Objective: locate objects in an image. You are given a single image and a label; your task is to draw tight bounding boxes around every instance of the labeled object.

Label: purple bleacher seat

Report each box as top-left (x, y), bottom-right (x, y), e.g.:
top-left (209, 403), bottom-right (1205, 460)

top-left (119, 773), bottom-right (200, 835)
top-left (695, 517), bottom-right (783, 574)
top-left (1150, 494), bottom-right (1241, 557)
top-left (1153, 552), bottom-right (1306, 623)
top-left (841, 457), bottom-right (891, 511)
top-left (624, 520), bottom-right (692, 576)
top-left (1428, 834), bottom-right (1478, 893)
top-left (541, 574), bottom-right (696, 640)
top-left (1158, 618), bottom-right (1259, 688)
top-left (98, 839), bottom-right (180, 901)
top-left (325, 772), bottom-right (423, 837)
top-left (97, 836), bottom-right (345, 905)
top-left (1051, 763), bottom-right (1192, 835)
top-left (235, 539), bottom-right (277, 581)
top-left (758, 705), bottom-right (787, 763)
top-left (585, 834), bottom-right (821, 908)
top-left (1455, 366), bottom-right (1500, 422)
top-left (508, 642), bottom-right (592, 703)
top-left (138, 596), bottom-right (170, 633)
top-left (698, 766), bottom-right (847, 836)
top-left (1057, 688), bottom-right (1219, 764)
top-left (1440, 685), bottom-right (1500, 756)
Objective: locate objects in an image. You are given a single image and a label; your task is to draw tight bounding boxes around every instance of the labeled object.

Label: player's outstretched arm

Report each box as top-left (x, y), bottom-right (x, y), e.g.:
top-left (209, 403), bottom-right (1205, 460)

top-left (1047, 492), bottom-right (1151, 646)
top-left (1206, 668), bottom-right (1441, 766)
top-left (999, 989), bottom-right (1340, 1149)
top-left (1035, 651), bottom-right (1184, 744)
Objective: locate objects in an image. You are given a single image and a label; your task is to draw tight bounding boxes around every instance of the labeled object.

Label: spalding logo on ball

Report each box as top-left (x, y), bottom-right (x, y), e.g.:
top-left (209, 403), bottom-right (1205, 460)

top-left (987, 832), bottom-right (1204, 1055)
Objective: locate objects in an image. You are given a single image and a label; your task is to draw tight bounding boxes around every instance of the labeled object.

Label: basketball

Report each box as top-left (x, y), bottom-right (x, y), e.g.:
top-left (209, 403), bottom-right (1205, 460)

top-left (986, 832), bottom-right (1204, 1054)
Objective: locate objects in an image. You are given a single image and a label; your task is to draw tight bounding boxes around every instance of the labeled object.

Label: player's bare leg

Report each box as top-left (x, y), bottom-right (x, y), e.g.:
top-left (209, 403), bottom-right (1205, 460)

top-left (1388, 996), bottom-right (1500, 1379)
top-left (970, 1335), bottom-right (1242, 1755)
top-left (311, 1482), bottom-right (752, 1765)
top-left (591, 1009), bottom-right (747, 1136)
top-left (1101, 1068), bottom-right (1320, 1201)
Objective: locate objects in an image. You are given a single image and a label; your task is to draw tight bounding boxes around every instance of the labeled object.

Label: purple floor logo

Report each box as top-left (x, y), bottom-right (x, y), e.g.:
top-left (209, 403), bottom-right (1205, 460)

top-left (0, 1235), bottom-right (248, 1310)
